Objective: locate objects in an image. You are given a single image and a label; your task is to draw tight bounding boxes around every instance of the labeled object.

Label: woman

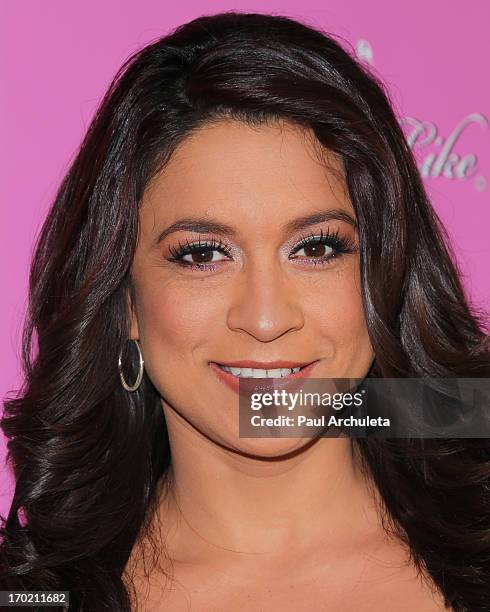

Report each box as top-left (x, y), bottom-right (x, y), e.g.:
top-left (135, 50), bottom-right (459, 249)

top-left (1, 11), bottom-right (489, 612)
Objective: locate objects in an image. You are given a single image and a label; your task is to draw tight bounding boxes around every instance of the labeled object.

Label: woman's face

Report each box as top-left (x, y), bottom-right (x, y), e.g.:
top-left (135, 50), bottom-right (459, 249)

top-left (130, 119), bottom-right (374, 455)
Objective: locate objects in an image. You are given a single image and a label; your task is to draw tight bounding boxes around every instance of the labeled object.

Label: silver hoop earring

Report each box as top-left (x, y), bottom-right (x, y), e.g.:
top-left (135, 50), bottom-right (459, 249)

top-left (118, 339), bottom-right (144, 392)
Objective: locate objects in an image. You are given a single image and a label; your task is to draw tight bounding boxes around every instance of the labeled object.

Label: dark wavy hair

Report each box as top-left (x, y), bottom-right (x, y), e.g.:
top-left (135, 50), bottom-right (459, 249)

top-left (1, 11), bottom-right (489, 612)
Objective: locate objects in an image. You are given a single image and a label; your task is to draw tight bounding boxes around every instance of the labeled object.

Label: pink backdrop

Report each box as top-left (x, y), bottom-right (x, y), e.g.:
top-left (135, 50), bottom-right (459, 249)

top-left (1, 1), bottom-right (489, 517)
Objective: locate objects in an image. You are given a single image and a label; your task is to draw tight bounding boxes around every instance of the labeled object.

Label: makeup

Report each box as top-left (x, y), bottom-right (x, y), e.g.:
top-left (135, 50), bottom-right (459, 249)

top-left (208, 360), bottom-right (319, 396)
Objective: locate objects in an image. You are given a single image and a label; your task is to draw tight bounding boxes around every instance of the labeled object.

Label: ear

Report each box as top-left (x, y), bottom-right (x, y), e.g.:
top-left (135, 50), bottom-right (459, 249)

top-left (127, 290), bottom-right (140, 340)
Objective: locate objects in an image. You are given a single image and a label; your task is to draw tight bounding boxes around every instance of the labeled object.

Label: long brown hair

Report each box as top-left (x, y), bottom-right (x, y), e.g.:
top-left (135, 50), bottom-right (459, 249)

top-left (1, 12), bottom-right (489, 611)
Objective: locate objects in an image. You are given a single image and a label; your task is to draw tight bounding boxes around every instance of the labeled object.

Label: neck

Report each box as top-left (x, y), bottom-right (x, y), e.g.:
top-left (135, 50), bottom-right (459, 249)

top-left (150, 401), bottom-right (385, 569)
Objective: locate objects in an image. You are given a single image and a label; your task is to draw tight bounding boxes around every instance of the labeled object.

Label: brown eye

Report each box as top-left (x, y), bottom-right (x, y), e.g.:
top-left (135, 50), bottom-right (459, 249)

top-left (187, 249), bottom-right (215, 263)
top-left (301, 243), bottom-right (330, 258)
top-left (289, 228), bottom-right (357, 267)
top-left (168, 237), bottom-right (233, 269)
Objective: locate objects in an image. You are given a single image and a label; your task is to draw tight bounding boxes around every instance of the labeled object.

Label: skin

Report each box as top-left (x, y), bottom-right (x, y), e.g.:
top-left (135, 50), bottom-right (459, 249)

top-left (126, 119), bottom-right (448, 610)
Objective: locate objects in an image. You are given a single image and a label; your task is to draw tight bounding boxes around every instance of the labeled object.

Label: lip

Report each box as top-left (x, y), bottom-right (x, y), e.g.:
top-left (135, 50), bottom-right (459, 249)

top-left (213, 359), bottom-right (313, 369)
top-left (209, 360), bottom-right (319, 396)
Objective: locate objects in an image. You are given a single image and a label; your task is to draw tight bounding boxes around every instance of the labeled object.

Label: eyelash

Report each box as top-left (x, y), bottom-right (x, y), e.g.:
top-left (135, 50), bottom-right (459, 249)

top-left (167, 228), bottom-right (357, 271)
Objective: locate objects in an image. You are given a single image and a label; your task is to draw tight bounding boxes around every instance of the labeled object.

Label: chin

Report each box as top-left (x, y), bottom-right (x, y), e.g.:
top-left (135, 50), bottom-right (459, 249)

top-left (229, 435), bottom-right (316, 459)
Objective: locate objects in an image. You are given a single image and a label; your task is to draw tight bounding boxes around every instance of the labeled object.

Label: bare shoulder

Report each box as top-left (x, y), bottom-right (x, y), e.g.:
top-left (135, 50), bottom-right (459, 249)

top-left (126, 534), bottom-right (452, 612)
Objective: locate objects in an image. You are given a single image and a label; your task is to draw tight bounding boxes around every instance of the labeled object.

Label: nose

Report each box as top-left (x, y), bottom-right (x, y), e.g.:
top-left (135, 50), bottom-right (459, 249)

top-left (226, 261), bottom-right (305, 343)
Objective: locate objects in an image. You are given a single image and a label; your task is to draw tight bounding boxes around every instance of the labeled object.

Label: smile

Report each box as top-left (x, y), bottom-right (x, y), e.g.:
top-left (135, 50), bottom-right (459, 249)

top-left (217, 365), bottom-right (301, 378)
top-left (208, 360), bottom-right (318, 395)
top-left (210, 359), bottom-right (316, 379)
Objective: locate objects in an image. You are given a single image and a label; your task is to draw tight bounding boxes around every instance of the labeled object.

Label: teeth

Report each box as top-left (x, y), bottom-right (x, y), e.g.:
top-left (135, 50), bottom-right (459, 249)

top-left (218, 365), bottom-right (301, 378)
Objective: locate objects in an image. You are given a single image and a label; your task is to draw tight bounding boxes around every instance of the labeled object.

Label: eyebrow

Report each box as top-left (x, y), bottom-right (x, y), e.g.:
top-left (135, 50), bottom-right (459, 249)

top-left (155, 209), bottom-right (358, 245)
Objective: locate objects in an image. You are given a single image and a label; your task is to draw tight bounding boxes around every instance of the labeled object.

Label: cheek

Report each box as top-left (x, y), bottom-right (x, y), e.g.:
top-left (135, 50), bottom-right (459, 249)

top-left (337, 282), bottom-right (367, 335)
top-left (330, 275), bottom-right (373, 369)
top-left (306, 267), bottom-right (369, 347)
top-left (134, 280), bottom-right (224, 380)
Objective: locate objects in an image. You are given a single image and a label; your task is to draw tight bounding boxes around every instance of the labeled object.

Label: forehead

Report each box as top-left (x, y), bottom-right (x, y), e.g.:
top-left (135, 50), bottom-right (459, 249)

top-left (139, 118), bottom-right (351, 231)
